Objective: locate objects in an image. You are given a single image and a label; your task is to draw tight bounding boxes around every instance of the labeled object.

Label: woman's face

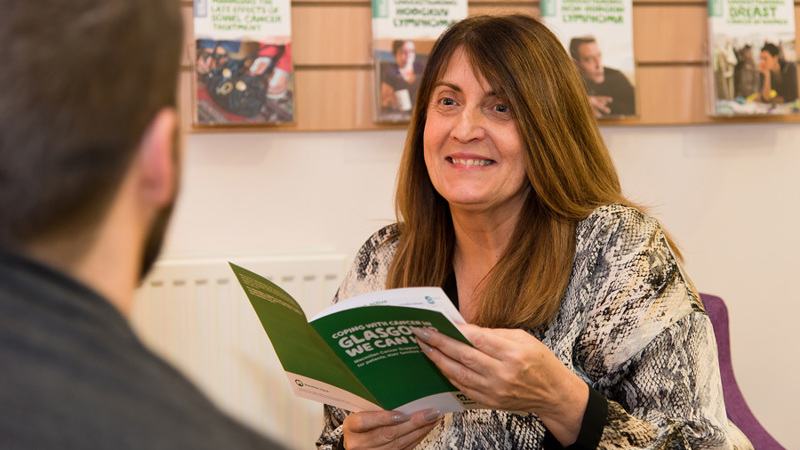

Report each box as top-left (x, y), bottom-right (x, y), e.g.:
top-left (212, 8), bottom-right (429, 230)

top-left (759, 51), bottom-right (779, 72)
top-left (423, 47), bottom-right (529, 218)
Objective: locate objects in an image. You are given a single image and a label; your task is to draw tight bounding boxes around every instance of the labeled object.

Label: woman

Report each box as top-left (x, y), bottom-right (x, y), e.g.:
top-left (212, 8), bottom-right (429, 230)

top-left (317, 14), bottom-right (751, 450)
top-left (757, 42), bottom-right (798, 104)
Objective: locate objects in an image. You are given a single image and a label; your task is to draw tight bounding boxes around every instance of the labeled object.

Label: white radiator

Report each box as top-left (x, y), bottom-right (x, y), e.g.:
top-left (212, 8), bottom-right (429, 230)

top-left (131, 254), bottom-right (348, 450)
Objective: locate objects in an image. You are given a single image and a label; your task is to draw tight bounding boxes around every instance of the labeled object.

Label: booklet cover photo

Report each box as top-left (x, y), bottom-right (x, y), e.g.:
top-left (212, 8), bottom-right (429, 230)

top-left (707, 0), bottom-right (799, 115)
top-left (541, 0), bottom-right (638, 118)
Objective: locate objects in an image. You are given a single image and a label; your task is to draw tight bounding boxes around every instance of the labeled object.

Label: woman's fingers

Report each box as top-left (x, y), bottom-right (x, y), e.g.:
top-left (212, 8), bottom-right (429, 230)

top-left (342, 409), bottom-right (441, 449)
top-left (394, 411), bottom-right (441, 450)
top-left (345, 410), bottom-right (409, 433)
top-left (413, 326), bottom-right (507, 401)
top-left (412, 325), bottom-right (571, 412)
top-left (414, 327), bottom-right (491, 369)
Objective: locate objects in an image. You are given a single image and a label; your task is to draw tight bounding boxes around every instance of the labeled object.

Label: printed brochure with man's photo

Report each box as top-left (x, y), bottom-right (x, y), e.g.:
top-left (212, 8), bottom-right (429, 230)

top-left (229, 263), bottom-right (484, 414)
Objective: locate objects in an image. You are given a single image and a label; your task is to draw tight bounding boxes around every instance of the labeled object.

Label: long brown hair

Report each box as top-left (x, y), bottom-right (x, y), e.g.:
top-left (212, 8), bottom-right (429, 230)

top-left (387, 14), bottom-right (641, 329)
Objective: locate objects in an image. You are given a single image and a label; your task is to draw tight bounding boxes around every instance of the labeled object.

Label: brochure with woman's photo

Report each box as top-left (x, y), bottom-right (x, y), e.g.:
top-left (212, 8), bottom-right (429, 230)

top-left (193, 0), bottom-right (294, 125)
top-left (371, 0), bottom-right (467, 122)
top-left (707, 0), bottom-right (799, 116)
top-left (540, 0), bottom-right (638, 118)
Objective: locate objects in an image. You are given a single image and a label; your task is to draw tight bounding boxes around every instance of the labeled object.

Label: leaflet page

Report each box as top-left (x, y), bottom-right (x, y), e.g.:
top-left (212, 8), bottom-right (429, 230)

top-left (311, 286), bottom-right (465, 325)
top-left (310, 304), bottom-right (474, 413)
top-left (229, 263), bottom-right (377, 406)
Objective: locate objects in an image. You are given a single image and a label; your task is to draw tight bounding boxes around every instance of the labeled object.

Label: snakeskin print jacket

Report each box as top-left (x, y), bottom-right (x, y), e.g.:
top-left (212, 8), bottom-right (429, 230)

top-left (316, 204), bottom-right (752, 449)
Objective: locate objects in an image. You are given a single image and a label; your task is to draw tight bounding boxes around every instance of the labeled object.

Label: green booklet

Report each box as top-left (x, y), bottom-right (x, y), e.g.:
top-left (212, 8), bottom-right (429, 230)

top-left (229, 262), bottom-right (482, 414)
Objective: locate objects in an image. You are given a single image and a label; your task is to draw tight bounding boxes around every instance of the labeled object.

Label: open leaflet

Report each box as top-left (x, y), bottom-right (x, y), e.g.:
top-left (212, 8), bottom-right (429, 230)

top-left (229, 263), bottom-right (483, 414)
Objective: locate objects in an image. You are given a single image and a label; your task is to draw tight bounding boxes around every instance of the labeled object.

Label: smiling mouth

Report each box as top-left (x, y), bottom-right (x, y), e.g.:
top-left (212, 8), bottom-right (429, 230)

top-left (446, 157), bottom-right (494, 166)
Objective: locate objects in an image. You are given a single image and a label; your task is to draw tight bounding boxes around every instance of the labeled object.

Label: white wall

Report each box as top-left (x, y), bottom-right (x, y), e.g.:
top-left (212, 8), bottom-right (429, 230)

top-left (163, 123), bottom-right (799, 448)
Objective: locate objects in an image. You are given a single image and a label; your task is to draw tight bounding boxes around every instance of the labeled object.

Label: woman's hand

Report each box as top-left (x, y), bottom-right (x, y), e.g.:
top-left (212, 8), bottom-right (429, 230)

top-left (342, 409), bottom-right (441, 449)
top-left (412, 324), bottom-right (588, 446)
top-left (758, 57), bottom-right (772, 75)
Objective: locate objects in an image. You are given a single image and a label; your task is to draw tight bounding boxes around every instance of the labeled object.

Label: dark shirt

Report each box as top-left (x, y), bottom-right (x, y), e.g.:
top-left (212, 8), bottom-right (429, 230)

top-left (583, 67), bottom-right (636, 117)
top-left (759, 60), bottom-right (798, 102)
top-left (0, 250), bottom-right (285, 450)
top-left (380, 61), bottom-right (425, 111)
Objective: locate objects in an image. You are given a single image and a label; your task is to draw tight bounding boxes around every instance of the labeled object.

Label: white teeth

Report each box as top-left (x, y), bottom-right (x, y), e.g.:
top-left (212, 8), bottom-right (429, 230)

top-left (451, 158), bottom-right (492, 166)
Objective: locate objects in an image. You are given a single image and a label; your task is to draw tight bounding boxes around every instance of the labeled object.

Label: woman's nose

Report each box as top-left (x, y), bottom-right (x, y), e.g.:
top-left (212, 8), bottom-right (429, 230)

top-left (451, 107), bottom-right (486, 142)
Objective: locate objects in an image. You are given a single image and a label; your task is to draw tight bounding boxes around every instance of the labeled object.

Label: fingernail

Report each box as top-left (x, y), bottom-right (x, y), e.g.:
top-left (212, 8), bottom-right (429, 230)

top-left (392, 413), bottom-right (410, 423)
top-left (423, 410), bottom-right (441, 422)
top-left (418, 340), bottom-right (433, 354)
top-left (412, 327), bottom-right (431, 342)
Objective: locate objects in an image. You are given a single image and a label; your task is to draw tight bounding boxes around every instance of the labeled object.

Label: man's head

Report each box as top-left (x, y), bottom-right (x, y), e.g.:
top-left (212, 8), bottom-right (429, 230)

top-left (0, 0), bottom-right (183, 271)
top-left (392, 40), bottom-right (416, 69)
top-left (569, 37), bottom-right (605, 84)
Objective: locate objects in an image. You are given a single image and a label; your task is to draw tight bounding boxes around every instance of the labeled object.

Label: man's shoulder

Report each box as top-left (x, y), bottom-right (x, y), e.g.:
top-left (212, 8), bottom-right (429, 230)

top-left (0, 318), bottom-right (284, 449)
top-left (601, 66), bottom-right (632, 85)
top-left (0, 252), bottom-right (285, 449)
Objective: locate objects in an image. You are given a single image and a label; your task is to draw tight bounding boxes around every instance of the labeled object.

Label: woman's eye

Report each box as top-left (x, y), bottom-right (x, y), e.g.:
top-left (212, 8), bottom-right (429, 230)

top-left (494, 103), bottom-right (509, 113)
top-left (440, 97), bottom-right (455, 106)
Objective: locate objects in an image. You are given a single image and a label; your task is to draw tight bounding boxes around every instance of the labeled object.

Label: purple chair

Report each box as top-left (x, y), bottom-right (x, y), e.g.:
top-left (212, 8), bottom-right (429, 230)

top-left (700, 293), bottom-right (785, 449)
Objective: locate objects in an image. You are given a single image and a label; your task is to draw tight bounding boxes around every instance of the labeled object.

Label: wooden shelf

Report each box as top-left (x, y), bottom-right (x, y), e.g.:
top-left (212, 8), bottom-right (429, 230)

top-left (180, 0), bottom-right (800, 132)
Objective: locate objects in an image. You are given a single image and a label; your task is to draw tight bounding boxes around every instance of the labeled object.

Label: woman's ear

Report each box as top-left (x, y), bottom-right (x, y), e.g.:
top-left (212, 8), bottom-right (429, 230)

top-left (136, 108), bottom-right (179, 208)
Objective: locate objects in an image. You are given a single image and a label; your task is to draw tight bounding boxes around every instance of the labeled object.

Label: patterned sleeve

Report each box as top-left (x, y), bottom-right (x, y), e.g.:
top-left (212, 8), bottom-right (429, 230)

top-left (315, 225), bottom-right (398, 450)
top-left (574, 205), bottom-right (751, 450)
top-left (317, 405), bottom-right (347, 450)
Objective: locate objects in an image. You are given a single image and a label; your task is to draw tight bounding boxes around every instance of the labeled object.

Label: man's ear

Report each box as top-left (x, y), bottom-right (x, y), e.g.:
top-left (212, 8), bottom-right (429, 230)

top-left (136, 108), bottom-right (178, 208)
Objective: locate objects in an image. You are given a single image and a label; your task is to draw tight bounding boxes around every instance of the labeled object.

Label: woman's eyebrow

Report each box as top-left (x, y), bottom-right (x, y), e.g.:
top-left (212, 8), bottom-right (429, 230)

top-left (433, 82), bottom-right (498, 98)
top-left (433, 81), bottom-right (462, 92)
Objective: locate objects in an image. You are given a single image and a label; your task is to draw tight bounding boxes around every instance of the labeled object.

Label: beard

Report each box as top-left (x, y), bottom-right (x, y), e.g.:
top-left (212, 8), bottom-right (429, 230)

top-left (139, 126), bottom-right (181, 282)
top-left (139, 200), bottom-right (174, 282)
